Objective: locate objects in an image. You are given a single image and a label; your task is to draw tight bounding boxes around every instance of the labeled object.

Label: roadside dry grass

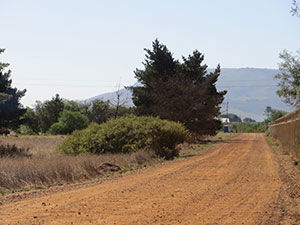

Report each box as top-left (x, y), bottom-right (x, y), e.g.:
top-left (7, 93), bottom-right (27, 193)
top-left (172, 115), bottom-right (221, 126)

top-left (266, 134), bottom-right (300, 167)
top-left (0, 133), bottom-right (238, 193)
top-left (0, 151), bottom-right (158, 193)
top-left (265, 135), bottom-right (283, 152)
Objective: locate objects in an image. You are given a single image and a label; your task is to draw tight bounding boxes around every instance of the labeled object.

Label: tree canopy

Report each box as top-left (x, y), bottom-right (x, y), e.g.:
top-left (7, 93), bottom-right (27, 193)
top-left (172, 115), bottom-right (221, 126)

top-left (0, 48), bottom-right (26, 129)
top-left (35, 94), bottom-right (65, 133)
top-left (49, 110), bottom-right (89, 134)
top-left (275, 50), bottom-right (300, 107)
top-left (243, 117), bottom-right (256, 123)
top-left (291, 0), bottom-right (300, 17)
top-left (264, 106), bottom-right (287, 122)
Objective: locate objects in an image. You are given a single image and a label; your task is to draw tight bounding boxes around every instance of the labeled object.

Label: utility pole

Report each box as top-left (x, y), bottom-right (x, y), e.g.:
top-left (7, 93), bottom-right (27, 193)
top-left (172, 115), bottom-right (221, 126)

top-left (226, 101), bottom-right (229, 118)
top-left (297, 86), bottom-right (300, 106)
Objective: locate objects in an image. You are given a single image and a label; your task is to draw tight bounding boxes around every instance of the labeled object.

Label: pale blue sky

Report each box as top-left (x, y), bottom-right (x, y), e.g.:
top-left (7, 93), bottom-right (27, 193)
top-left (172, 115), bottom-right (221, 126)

top-left (1, 0), bottom-right (299, 106)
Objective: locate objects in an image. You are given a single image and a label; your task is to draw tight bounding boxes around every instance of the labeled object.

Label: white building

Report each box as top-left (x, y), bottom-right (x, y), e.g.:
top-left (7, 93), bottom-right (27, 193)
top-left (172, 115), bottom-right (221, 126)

top-left (220, 118), bottom-right (230, 123)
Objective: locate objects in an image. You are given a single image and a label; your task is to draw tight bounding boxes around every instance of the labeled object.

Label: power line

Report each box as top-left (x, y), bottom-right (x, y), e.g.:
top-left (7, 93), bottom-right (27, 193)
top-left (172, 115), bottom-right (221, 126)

top-left (226, 101), bottom-right (229, 117)
top-left (13, 83), bottom-right (114, 88)
top-left (219, 79), bottom-right (273, 82)
top-left (13, 82), bottom-right (277, 88)
top-left (218, 85), bottom-right (277, 88)
top-left (14, 78), bottom-right (134, 83)
top-left (15, 78), bottom-right (274, 83)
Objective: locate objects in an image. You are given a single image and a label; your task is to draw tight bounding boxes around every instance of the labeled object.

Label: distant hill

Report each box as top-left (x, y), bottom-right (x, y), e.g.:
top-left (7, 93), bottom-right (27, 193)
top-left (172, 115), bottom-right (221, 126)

top-left (84, 68), bottom-right (291, 121)
top-left (216, 68), bottom-right (291, 121)
top-left (84, 87), bottom-right (133, 106)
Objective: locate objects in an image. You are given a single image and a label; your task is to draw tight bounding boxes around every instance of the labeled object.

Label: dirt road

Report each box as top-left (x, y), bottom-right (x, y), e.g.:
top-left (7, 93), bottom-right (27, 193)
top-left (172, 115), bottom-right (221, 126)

top-left (0, 133), bottom-right (299, 224)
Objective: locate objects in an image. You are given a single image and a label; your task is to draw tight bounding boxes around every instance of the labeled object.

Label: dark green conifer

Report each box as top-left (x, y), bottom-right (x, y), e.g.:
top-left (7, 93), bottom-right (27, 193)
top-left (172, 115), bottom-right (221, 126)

top-left (0, 49), bottom-right (26, 129)
top-left (129, 40), bottom-right (226, 136)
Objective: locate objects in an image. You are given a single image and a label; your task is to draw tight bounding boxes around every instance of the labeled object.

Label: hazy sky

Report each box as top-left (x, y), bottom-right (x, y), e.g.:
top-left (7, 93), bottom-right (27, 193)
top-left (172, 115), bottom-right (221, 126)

top-left (1, 0), bottom-right (299, 106)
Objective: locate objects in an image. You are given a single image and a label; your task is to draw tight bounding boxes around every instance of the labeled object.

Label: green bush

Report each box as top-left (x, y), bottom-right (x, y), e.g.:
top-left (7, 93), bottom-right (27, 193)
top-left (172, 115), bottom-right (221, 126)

top-left (58, 116), bottom-right (190, 159)
top-left (49, 110), bottom-right (89, 134)
top-left (48, 123), bottom-right (66, 135)
top-left (18, 125), bottom-right (37, 135)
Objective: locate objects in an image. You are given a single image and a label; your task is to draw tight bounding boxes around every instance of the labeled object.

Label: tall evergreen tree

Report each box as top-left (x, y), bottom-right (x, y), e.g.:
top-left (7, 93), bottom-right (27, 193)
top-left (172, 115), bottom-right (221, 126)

top-left (129, 41), bottom-right (226, 136)
top-left (129, 39), bottom-right (178, 115)
top-left (0, 49), bottom-right (26, 129)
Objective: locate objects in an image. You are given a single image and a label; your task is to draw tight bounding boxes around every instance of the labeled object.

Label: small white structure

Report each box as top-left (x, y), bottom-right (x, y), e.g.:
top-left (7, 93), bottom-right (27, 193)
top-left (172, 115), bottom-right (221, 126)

top-left (220, 118), bottom-right (230, 123)
top-left (219, 117), bottom-right (232, 132)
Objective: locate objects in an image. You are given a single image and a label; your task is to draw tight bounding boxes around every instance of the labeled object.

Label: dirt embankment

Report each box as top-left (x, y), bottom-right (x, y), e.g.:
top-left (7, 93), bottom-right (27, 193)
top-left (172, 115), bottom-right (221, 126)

top-left (0, 133), bottom-right (299, 225)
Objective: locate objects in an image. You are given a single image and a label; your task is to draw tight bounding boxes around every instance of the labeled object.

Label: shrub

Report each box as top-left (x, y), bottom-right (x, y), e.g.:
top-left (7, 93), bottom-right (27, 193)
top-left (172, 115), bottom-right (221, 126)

top-left (59, 116), bottom-right (190, 159)
top-left (18, 125), bottom-right (37, 135)
top-left (49, 110), bottom-right (89, 134)
top-left (48, 123), bottom-right (66, 135)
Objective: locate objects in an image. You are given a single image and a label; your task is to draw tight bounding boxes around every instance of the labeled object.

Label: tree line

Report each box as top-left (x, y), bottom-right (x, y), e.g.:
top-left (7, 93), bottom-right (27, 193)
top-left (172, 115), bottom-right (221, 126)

top-left (0, 48), bottom-right (134, 135)
top-left (20, 95), bottom-right (134, 135)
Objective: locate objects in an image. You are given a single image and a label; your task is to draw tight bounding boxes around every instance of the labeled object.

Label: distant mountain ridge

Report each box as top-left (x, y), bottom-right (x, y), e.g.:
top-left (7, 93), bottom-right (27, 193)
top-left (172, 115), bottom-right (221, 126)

top-left (84, 68), bottom-right (291, 121)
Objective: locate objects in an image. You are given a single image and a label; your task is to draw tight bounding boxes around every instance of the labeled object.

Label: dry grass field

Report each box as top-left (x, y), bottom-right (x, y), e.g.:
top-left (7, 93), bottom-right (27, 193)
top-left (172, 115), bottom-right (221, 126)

top-left (0, 135), bottom-right (66, 156)
top-left (0, 135), bottom-right (158, 193)
top-left (0, 151), bottom-right (157, 192)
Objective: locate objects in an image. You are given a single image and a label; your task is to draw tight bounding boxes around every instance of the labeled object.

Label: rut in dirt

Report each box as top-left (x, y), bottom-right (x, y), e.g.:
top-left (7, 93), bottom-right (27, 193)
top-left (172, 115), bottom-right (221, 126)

top-left (0, 133), bottom-right (298, 225)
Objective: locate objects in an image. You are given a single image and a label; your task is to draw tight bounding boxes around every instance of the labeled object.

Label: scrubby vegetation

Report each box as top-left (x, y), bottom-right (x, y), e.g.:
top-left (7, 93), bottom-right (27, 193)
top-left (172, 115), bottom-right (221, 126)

top-left (59, 116), bottom-right (190, 159)
top-left (232, 122), bottom-right (268, 133)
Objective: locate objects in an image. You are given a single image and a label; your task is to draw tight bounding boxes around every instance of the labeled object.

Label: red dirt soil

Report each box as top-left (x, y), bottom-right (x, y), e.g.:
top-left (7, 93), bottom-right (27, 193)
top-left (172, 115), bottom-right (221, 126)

top-left (0, 133), bottom-right (299, 224)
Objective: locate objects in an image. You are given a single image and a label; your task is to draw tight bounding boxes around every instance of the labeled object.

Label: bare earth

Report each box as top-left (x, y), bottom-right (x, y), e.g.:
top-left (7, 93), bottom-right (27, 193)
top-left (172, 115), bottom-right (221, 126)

top-left (1, 133), bottom-right (299, 225)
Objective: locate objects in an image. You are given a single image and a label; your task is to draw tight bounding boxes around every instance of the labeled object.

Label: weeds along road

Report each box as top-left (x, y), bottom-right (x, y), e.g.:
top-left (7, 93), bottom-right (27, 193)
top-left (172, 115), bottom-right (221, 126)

top-left (0, 133), bottom-right (299, 225)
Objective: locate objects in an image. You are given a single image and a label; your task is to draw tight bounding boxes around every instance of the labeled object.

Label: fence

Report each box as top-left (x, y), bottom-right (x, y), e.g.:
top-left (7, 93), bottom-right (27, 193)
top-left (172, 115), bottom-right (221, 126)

top-left (269, 108), bottom-right (300, 161)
